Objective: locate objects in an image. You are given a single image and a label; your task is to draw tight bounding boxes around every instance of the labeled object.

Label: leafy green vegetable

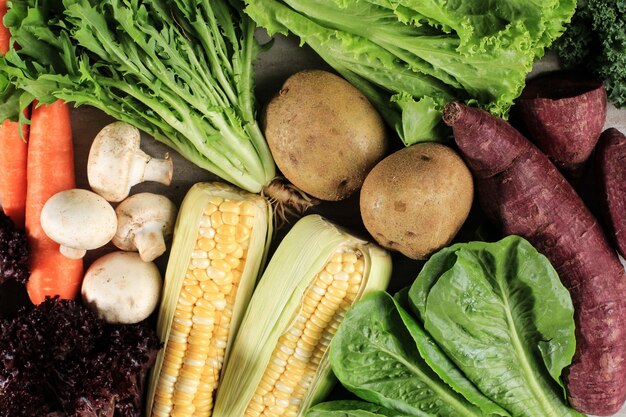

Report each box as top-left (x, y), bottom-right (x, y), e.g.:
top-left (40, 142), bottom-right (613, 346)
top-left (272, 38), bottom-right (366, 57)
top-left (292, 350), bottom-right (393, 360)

top-left (308, 400), bottom-right (414, 417)
top-left (553, 0), bottom-right (626, 107)
top-left (409, 236), bottom-right (581, 417)
top-left (394, 290), bottom-right (508, 416)
top-left (329, 291), bottom-right (492, 417)
top-left (245, 0), bottom-right (575, 144)
top-left (0, 0), bottom-right (275, 193)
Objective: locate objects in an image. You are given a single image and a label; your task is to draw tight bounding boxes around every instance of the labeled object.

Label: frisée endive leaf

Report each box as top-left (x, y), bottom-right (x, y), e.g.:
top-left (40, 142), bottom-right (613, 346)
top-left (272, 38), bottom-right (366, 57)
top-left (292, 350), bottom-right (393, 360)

top-left (0, 0), bottom-right (275, 193)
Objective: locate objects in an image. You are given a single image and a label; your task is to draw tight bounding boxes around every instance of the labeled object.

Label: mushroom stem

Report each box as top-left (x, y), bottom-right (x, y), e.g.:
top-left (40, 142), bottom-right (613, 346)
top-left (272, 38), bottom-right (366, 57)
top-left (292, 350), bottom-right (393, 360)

top-left (144, 154), bottom-right (173, 185)
top-left (133, 221), bottom-right (167, 262)
top-left (128, 152), bottom-right (173, 189)
top-left (60, 245), bottom-right (87, 259)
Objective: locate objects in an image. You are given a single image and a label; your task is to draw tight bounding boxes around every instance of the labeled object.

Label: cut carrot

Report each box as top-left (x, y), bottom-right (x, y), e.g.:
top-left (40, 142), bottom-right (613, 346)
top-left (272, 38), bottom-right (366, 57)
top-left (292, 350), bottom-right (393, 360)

top-left (0, 0), bottom-right (29, 228)
top-left (25, 100), bottom-right (83, 304)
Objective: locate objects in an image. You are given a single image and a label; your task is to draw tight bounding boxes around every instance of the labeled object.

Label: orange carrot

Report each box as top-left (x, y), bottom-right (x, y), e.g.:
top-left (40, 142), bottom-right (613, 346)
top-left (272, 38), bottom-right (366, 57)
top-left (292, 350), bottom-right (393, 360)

top-left (0, 119), bottom-right (29, 228)
top-left (25, 100), bottom-right (83, 304)
top-left (0, 0), bottom-right (10, 55)
top-left (0, 0), bottom-right (29, 228)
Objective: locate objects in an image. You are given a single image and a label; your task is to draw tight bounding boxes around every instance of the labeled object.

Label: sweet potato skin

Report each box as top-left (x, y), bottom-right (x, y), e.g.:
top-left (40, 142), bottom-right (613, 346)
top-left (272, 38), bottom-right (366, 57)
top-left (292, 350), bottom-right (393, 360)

top-left (597, 128), bottom-right (626, 259)
top-left (444, 102), bottom-right (626, 416)
top-left (518, 75), bottom-right (606, 174)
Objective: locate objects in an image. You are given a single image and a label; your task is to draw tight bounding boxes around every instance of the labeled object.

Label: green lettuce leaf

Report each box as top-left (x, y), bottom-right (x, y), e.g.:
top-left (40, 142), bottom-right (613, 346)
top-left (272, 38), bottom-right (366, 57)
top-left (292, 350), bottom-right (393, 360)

top-left (409, 236), bottom-right (581, 417)
top-left (364, 0), bottom-right (575, 56)
top-left (245, 0), bottom-right (575, 145)
top-left (271, 0), bottom-right (538, 116)
top-left (394, 290), bottom-right (509, 416)
top-left (307, 400), bottom-right (414, 417)
top-left (329, 291), bottom-right (493, 417)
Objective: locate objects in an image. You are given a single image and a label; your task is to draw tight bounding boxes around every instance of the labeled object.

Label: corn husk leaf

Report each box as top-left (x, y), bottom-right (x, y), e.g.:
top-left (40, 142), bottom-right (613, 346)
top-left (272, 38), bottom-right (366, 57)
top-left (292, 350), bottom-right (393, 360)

top-left (146, 182), bottom-right (272, 416)
top-left (213, 214), bottom-right (392, 417)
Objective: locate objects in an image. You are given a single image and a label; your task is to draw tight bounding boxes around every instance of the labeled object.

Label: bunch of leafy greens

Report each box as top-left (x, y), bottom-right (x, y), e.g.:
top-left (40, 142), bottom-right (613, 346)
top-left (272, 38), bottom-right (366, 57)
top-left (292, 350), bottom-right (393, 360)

top-left (245, 0), bottom-right (575, 145)
top-left (0, 297), bottom-right (160, 417)
top-left (553, 0), bottom-right (626, 107)
top-left (310, 236), bottom-right (582, 417)
top-left (0, 0), bottom-right (275, 193)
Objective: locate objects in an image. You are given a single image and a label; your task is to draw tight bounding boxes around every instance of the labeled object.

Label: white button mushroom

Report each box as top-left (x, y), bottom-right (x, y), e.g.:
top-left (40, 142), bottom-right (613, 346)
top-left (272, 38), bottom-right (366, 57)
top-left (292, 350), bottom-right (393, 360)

top-left (112, 192), bottom-right (178, 262)
top-left (40, 189), bottom-right (117, 259)
top-left (81, 251), bottom-right (162, 324)
top-left (87, 121), bottom-right (174, 202)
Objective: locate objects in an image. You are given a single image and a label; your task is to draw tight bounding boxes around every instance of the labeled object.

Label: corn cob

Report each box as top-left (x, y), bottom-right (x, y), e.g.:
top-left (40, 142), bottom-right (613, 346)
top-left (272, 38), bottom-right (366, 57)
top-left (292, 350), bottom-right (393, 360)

top-left (213, 214), bottom-right (392, 417)
top-left (146, 182), bottom-right (272, 417)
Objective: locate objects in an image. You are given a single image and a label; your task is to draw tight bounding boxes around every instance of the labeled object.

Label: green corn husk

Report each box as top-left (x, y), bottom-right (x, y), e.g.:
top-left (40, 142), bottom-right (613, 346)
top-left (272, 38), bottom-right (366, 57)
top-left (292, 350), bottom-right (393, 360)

top-left (146, 182), bottom-right (272, 417)
top-left (213, 214), bottom-right (392, 417)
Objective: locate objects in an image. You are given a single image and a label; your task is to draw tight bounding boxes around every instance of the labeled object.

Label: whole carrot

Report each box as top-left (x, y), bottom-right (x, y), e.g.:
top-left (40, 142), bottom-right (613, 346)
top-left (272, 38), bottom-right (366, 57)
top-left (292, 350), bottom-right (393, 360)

top-left (0, 0), bottom-right (28, 228)
top-left (25, 101), bottom-right (83, 304)
top-left (444, 102), bottom-right (626, 415)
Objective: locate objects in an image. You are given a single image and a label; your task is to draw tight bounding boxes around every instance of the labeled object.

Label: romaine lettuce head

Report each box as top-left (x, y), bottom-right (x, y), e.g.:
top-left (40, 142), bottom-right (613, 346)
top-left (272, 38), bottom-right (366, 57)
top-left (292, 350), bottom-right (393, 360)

top-left (408, 236), bottom-right (582, 417)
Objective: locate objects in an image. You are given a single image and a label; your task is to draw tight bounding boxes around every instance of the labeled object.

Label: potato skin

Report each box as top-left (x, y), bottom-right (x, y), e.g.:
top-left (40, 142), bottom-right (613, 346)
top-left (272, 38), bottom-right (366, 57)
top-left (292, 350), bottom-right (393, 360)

top-left (263, 70), bottom-right (388, 201)
top-left (360, 143), bottom-right (473, 259)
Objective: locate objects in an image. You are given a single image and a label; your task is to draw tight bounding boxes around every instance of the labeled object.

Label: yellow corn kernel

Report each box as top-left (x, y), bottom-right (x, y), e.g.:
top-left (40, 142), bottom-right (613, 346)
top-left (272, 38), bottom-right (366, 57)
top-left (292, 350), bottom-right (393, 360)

top-left (203, 202), bottom-right (218, 216)
top-left (217, 241), bottom-right (239, 254)
top-left (199, 227), bottom-right (216, 239)
top-left (324, 261), bottom-right (342, 275)
top-left (222, 211), bottom-right (240, 226)
top-left (210, 211), bottom-right (224, 228)
top-left (240, 215), bottom-right (255, 228)
top-left (198, 237), bottom-right (217, 252)
top-left (217, 224), bottom-right (236, 236)
top-left (235, 224), bottom-right (251, 243)
top-left (215, 233), bottom-right (236, 244)
top-left (219, 200), bottom-right (241, 214)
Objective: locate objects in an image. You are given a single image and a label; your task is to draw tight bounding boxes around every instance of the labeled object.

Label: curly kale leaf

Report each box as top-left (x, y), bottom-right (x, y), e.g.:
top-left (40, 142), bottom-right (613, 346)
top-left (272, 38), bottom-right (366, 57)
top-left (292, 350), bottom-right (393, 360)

top-left (554, 0), bottom-right (626, 107)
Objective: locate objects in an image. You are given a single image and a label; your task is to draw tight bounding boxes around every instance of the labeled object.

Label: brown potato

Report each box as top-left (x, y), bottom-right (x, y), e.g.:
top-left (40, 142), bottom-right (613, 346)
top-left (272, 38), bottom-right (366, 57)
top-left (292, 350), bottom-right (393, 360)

top-left (360, 143), bottom-right (473, 259)
top-left (263, 70), bottom-right (388, 201)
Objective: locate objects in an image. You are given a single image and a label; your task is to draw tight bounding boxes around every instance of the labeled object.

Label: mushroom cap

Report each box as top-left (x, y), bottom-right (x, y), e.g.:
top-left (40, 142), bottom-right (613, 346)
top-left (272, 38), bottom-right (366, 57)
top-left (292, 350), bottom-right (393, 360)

top-left (112, 192), bottom-right (178, 251)
top-left (87, 121), bottom-right (141, 201)
top-left (81, 251), bottom-right (162, 324)
top-left (40, 189), bottom-right (117, 250)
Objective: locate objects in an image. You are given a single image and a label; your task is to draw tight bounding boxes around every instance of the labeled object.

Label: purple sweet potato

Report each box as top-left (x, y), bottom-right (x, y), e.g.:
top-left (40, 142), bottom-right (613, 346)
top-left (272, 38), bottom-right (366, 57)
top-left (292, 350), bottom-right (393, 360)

top-left (518, 73), bottom-right (606, 174)
top-left (443, 102), bottom-right (626, 416)
top-left (597, 128), bottom-right (626, 259)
